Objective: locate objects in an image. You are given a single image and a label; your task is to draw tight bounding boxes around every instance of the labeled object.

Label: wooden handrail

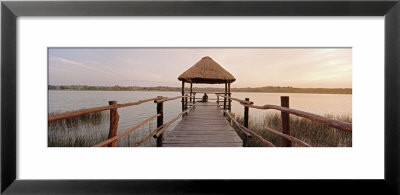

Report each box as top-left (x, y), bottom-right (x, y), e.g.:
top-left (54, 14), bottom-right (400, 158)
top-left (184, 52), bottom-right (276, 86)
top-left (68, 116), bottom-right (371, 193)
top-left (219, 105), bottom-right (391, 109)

top-left (220, 109), bottom-right (275, 147)
top-left (193, 92), bottom-right (231, 94)
top-left (195, 98), bottom-right (219, 100)
top-left (215, 94), bottom-right (253, 105)
top-left (241, 103), bottom-right (352, 132)
top-left (48, 97), bottom-right (163, 122)
top-left (153, 105), bottom-right (196, 138)
top-left (93, 114), bottom-right (160, 147)
top-left (262, 126), bottom-right (311, 147)
top-left (154, 95), bottom-right (194, 103)
top-left (48, 96), bottom-right (193, 123)
top-left (48, 104), bottom-right (117, 122)
top-left (117, 97), bottom-right (162, 108)
top-left (134, 126), bottom-right (163, 147)
top-left (223, 111), bottom-right (252, 138)
top-left (225, 104), bottom-right (305, 147)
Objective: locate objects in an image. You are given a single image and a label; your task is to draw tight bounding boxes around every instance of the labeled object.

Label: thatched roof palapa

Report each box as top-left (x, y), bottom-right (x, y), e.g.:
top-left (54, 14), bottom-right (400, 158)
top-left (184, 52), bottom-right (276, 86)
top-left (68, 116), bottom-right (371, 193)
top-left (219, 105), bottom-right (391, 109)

top-left (178, 56), bottom-right (236, 84)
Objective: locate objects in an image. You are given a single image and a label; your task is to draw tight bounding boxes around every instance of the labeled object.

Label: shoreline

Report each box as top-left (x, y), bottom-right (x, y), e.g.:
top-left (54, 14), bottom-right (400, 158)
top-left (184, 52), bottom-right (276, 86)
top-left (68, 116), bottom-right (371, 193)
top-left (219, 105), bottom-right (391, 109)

top-left (48, 89), bottom-right (352, 95)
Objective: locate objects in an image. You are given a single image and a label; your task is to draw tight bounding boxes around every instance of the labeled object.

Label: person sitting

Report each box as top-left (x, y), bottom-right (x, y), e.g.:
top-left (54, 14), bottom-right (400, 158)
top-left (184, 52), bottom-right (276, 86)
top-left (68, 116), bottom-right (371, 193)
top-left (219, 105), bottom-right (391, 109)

top-left (201, 93), bottom-right (208, 102)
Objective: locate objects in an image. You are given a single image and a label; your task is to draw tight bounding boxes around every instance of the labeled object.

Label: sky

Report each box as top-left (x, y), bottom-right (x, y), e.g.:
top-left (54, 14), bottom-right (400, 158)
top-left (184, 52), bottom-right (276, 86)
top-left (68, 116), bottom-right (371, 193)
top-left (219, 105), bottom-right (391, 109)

top-left (48, 48), bottom-right (352, 88)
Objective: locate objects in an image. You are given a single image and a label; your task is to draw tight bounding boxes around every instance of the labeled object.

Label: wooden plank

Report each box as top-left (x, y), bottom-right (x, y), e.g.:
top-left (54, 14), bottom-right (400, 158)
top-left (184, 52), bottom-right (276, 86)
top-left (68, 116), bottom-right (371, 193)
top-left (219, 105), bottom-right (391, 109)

top-left (171, 129), bottom-right (235, 132)
top-left (163, 143), bottom-right (243, 147)
top-left (168, 132), bottom-right (238, 136)
top-left (171, 129), bottom-right (235, 133)
top-left (170, 130), bottom-right (236, 133)
top-left (173, 126), bottom-right (231, 130)
top-left (163, 102), bottom-right (243, 147)
top-left (165, 135), bottom-right (243, 140)
top-left (164, 139), bottom-right (243, 143)
top-left (168, 134), bottom-right (238, 138)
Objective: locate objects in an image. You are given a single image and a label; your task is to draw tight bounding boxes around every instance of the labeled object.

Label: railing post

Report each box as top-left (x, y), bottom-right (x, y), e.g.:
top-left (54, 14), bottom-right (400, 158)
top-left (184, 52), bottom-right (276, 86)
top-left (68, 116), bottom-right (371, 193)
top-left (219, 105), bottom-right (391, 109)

top-left (107, 101), bottom-right (119, 147)
top-left (223, 97), bottom-right (227, 116)
top-left (190, 83), bottom-right (193, 102)
top-left (217, 95), bottom-right (219, 106)
top-left (224, 83), bottom-right (227, 116)
top-left (185, 96), bottom-right (188, 115)
top-left (156, 96), bottom-right (164, 147)
top-left (243, 98), bottom-right (250, 147)
top-left (244, 98), bottom-right (249, 128)
top-left (281, 96), bottom-right (291, 147)
top-left (181, 81), bottom-right (185, 112)
top-left (228, 82), bottom-right (231, 112)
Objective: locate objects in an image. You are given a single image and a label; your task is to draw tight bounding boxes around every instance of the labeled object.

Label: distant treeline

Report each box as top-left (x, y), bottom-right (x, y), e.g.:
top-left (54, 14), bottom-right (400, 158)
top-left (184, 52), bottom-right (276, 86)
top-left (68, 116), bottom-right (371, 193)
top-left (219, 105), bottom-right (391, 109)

top-left (48, 85), bottom-right (352, 94)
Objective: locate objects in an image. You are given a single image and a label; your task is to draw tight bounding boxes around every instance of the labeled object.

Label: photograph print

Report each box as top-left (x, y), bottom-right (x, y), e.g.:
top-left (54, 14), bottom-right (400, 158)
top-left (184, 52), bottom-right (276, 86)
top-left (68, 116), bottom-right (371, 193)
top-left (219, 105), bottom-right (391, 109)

top-left (48, 48), bottom-right (352, 147)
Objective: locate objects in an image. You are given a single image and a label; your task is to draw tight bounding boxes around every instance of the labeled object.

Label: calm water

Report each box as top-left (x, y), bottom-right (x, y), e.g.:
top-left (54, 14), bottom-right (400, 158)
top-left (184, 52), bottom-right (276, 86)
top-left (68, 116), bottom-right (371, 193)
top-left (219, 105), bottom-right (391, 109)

top-left (48, 90), bottom-right (351, 147)
top-left (229, 92), bottom-right (352, 119)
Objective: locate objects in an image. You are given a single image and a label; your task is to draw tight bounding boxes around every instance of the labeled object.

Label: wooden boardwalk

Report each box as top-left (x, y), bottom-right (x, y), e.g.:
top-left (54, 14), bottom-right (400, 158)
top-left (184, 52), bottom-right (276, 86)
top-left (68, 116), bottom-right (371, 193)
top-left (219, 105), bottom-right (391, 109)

top-left (163, 102), bottom-right (243, 147)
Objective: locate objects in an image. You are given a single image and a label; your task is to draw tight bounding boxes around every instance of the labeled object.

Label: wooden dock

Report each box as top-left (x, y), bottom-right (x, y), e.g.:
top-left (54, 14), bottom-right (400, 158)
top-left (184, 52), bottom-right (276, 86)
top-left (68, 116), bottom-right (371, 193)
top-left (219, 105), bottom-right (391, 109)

top-left (163, 102), bottom-right (243, 147)
top-left (48, 94), bottom-right (352, 147)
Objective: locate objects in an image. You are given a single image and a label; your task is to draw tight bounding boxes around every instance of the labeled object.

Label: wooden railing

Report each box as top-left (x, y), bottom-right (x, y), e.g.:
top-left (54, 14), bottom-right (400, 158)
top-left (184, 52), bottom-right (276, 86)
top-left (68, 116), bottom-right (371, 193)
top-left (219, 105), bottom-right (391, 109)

top-left (49, 92), bottom-right (351, 147)
top-left (215, 93), bottom-right (352, 147)
top-left (48, 97), bottom-right (161, 122)
top-left (48, 95), bottom-right (195, 147)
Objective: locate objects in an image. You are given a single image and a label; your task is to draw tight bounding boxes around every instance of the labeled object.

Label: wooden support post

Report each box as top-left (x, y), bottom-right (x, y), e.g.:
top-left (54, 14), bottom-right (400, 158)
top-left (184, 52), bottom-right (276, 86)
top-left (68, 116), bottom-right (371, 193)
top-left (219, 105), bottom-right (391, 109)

top-left (185, 96), bottom-right (188, 115)
top-left (107, 101), bottom-right (119, 147)
top-left (224, 82), bottom-right (227, 116)
top-left (156, 96), bottom-right (164, 147)
top-left (243, 98), bottom-right (249, 147)
top-left (190, 83), bottom-right (193, 102)
top-left (181, 81), bottom-right (185, 112)
top-left (281, 96), bottom-right (291, 147)
top-left (217, 95), bottom-right (219, 106)
top-left (244, 98), bottom-right (249, 128)
top-left (228, 81), bottom-right (231, 112)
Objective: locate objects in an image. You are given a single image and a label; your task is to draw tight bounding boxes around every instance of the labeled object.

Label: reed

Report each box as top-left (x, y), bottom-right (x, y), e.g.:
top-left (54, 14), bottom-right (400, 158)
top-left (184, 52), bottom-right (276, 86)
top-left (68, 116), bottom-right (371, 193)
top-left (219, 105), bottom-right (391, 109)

top-left (48, 110), bottom-right (160, 147)
top-left (48, 111), bottom-right (110, 147)
top-left (49, 111), bottom-right (108, 128)
top-left (231, 112), bottom-right (352, 147)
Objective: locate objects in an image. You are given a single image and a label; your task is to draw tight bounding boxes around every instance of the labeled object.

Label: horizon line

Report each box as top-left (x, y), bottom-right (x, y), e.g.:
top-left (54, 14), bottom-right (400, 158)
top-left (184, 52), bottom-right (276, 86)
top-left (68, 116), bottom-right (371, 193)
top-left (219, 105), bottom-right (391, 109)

top-left (48, 84), bottom-right (352, 89)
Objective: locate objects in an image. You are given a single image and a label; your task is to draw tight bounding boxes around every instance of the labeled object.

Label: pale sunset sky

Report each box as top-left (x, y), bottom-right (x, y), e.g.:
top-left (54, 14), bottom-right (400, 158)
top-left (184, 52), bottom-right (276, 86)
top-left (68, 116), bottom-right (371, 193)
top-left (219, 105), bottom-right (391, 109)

top-left (48, 48), bottom-right (352, 88)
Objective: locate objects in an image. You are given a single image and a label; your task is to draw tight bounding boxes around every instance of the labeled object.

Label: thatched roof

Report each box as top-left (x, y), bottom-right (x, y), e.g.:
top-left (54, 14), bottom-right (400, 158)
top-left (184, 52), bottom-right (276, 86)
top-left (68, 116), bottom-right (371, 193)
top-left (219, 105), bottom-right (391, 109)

top-left (178, 56), bottom-right (236, 84)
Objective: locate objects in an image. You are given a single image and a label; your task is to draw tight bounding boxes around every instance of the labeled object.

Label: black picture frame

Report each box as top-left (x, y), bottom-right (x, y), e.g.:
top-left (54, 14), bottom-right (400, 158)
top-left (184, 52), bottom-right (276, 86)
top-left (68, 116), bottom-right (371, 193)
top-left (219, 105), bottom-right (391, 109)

top-left (1, 1), bottom-right (399, 194)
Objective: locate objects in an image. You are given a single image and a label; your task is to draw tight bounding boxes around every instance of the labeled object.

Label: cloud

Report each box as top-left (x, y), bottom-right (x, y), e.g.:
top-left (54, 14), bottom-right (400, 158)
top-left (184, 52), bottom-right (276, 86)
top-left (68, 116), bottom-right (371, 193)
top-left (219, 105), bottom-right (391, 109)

top-left (48, 48), bottom-right (352, 88)
top-left (50, 56), bottom-right (110, 74)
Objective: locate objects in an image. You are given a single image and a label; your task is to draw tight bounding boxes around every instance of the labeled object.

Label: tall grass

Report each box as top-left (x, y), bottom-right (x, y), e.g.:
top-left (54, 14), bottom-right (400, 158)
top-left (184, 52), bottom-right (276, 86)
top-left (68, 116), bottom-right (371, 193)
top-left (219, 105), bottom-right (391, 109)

top-left (231, 112), bottom-right (352, 147)
top-left (48, 111), bottom-right (159, 147)
top-left (48, 111), bottom-right (109, 147)
top-left (49, 110), bottom-right (352, 147)
top-left (49, 111), bottom-right (107, 128)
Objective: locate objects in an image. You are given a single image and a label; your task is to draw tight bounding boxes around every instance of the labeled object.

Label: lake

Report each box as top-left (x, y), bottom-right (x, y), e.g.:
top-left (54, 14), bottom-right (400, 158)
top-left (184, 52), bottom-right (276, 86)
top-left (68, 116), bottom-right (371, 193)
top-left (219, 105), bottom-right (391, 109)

top-left (48, 90), bottom-right (352, 147)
